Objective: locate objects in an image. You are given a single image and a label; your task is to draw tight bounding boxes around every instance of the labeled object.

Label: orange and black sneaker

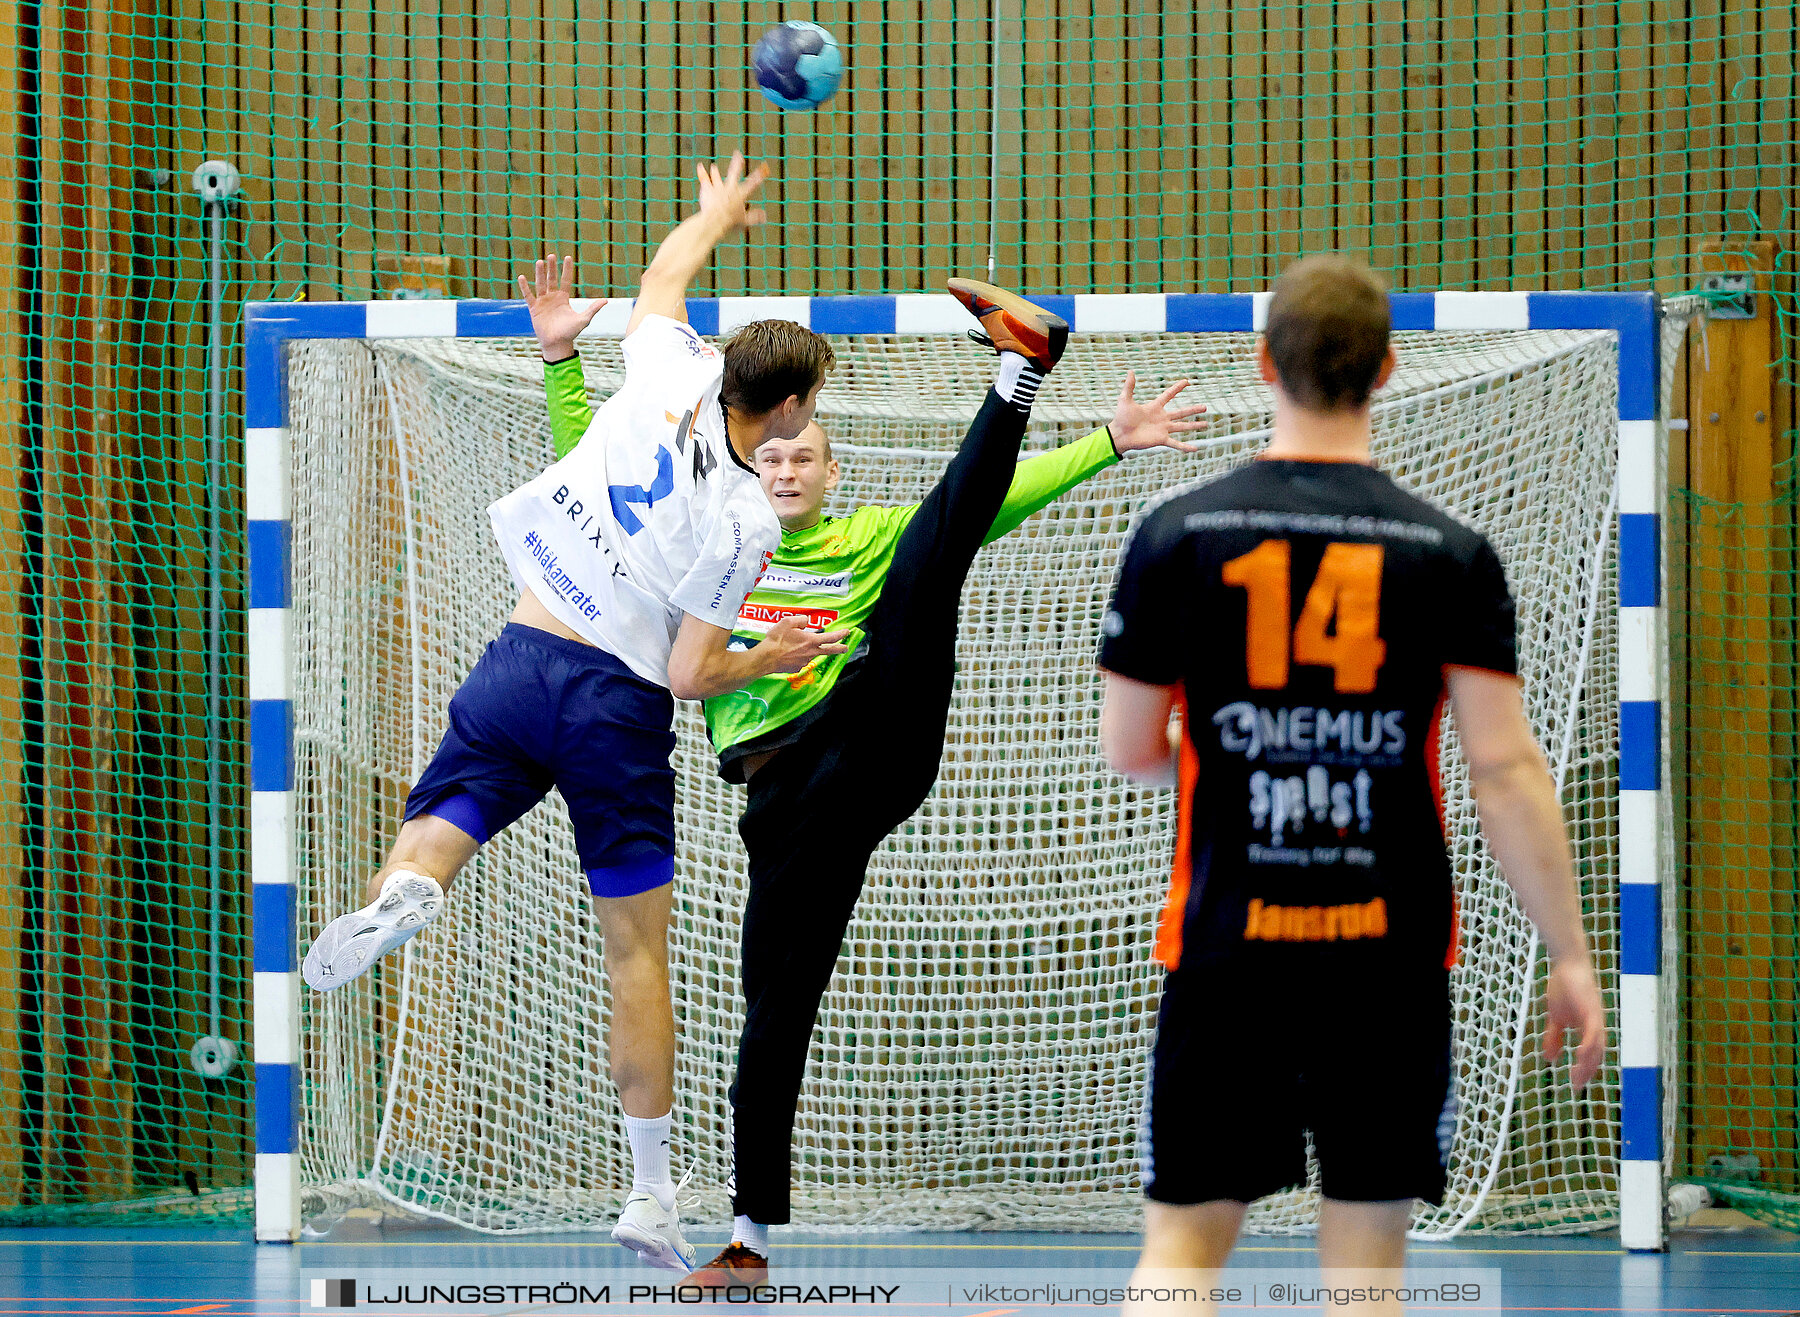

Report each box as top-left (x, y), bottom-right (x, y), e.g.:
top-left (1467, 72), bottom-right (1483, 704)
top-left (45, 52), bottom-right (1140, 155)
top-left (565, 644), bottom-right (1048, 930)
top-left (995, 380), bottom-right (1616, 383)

top-left (947, 279), bottom-right (1069, 375)
top-left (684, 1242), bottom-right (769, 1289)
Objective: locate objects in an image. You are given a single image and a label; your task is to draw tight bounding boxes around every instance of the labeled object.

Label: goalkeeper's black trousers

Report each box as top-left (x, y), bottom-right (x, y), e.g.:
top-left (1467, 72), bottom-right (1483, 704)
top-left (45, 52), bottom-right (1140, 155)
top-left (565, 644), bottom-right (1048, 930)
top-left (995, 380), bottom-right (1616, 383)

top-left (728, 389), bottom-right (1031, 1225)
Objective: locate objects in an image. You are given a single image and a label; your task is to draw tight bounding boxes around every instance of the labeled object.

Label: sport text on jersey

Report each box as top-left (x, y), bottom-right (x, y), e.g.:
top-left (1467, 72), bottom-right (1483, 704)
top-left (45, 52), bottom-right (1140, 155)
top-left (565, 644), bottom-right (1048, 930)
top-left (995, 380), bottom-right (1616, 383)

top-left (1184, 508), bottom-right (1446, 545)
top-left (670, 323), bottom-right (719, 360)
top-left (1212, 701), bottom-right (1404, 870)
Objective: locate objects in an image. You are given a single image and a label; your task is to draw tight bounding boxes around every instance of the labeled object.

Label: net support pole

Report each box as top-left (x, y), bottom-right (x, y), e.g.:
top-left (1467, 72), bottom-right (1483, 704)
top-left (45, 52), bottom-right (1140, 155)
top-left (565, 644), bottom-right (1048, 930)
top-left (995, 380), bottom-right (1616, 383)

top-left (192, 161), bottom-right (244, 1083)
top-left (1528, 291), bottom-right (1669, 1252)
top-left (246, 302), bottom-right (303, 1243)
top-left (1613, 296), bottom-right (1670, 1253)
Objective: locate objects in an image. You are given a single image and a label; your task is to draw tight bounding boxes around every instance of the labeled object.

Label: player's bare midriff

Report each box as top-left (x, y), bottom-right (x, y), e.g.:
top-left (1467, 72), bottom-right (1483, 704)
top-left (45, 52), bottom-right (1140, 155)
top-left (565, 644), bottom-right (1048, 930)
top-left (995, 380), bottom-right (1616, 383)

top-left (510, 584), bottom-right (594, 646)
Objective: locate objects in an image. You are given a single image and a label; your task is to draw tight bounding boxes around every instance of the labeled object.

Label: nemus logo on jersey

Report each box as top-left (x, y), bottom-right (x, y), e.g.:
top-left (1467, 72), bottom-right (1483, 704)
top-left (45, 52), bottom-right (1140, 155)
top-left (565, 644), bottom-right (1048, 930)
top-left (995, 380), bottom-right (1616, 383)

top-left (1212, 702), bottom-right (1404, 761)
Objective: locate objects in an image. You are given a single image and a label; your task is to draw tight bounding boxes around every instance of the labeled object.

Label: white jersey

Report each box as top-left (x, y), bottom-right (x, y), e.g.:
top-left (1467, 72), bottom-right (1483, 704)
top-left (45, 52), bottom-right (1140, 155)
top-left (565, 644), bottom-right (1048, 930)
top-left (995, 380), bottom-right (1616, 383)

top-left (489, 315), bottom-right (780, 688)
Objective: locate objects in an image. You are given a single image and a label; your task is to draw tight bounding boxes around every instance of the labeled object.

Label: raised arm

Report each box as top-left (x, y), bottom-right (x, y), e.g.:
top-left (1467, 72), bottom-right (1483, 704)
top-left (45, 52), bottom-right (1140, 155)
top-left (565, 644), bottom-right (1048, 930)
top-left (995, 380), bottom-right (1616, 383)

top-left (1447, 665), bottom-right (1606, 1090)
top-left (629, 152), bottom-right (769, 334)
top-left (519, 256), bottom-right (602, 461)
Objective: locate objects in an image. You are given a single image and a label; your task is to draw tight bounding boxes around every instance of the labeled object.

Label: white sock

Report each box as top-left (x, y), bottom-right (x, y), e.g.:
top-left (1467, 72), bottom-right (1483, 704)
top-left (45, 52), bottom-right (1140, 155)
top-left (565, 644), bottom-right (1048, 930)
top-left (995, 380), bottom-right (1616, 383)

top-left (733, 1215), bottom-right (769, 1257)
top-left (625, 1111), bottom-right (674, 1209)
top-left (993, 350), bottom-right (1043, 410)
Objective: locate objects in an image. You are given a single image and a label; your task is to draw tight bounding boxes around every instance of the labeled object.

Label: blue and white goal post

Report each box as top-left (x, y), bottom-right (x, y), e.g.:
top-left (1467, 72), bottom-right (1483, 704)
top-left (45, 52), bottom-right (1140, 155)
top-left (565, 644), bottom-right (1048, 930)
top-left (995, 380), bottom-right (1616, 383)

top-left (245, 290), bottom-right (1672, 1249)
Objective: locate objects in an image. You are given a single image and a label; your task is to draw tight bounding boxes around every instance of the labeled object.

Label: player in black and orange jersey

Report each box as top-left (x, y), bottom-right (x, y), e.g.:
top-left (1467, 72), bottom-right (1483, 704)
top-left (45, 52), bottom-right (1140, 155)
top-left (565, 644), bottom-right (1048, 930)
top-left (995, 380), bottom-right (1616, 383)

top-left (1098, 256), bottom-right (1606, 1305)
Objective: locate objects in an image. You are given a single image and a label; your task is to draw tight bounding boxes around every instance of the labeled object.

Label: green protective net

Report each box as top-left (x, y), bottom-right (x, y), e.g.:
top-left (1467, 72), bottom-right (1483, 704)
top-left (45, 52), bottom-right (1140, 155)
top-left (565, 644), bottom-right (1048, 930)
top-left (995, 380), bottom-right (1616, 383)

top-left (1672, 483), bottom-right (1800, 1232)
top-left (1, 0), bottom-right (1796, 1226)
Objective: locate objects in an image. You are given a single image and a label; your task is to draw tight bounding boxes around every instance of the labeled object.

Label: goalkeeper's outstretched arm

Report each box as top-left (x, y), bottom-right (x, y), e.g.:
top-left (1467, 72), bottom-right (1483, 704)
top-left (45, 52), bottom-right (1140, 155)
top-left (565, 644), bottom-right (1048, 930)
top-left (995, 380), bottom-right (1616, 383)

top-left (980, 372), bottom-right (1207, 544)
top-left (630, 152), bottom-right (769, 334)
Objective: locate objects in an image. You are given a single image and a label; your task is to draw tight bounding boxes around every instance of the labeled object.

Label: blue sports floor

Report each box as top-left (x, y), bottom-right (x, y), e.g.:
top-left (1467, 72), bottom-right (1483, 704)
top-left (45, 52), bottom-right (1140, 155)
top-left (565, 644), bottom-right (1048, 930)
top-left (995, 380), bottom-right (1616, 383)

top-left (1, 1223), bottom-right (1795, 1316)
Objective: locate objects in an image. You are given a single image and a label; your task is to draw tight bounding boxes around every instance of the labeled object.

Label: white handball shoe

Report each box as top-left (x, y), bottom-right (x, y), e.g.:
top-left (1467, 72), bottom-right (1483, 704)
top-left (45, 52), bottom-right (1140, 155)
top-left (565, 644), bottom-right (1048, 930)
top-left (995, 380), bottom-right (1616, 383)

top-left (302, 868), bottom-right (445, 991)
top-left (611, 1177), bottom-right (697, 1273)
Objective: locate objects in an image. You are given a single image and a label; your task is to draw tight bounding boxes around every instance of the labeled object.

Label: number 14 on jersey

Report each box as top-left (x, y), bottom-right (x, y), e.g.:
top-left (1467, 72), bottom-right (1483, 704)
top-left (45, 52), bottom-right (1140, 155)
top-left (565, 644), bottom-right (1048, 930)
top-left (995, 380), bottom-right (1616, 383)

top-left (1222, 539), bottom-right (1387, 694)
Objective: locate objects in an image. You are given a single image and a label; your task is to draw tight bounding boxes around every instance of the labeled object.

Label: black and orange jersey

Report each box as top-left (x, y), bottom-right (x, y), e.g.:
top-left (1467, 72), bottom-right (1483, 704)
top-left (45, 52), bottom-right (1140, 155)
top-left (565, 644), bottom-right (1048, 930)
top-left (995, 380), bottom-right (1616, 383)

top-left (1099, 458), bottom-right (1517, 974)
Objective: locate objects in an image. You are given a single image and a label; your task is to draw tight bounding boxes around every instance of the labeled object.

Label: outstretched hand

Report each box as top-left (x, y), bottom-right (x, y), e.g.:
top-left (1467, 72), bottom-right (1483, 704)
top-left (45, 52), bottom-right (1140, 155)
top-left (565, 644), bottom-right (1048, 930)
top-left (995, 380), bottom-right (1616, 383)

top-left (1108, 372), bottom-right (1209, 456)
top-left (517, 254), bottom-right (604, 360)
top-left (696, 151), bottom-right (770, 234)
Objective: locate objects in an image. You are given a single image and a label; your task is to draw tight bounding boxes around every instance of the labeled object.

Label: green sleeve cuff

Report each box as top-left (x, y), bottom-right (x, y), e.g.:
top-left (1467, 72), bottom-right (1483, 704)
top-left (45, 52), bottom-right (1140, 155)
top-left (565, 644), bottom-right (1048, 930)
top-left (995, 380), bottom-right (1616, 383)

top-left (544, 355), bottom-right (595, 462)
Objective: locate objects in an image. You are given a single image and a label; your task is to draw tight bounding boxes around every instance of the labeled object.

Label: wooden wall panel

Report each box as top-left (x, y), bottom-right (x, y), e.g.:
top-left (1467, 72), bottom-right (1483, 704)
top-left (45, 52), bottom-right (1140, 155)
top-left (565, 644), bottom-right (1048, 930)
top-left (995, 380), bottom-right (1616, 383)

top-left (1189, 0), bottom-right (1230, 290)
top-left (129, 0), bottom-right (1793, 306)
top-left (919, 1), bottom-right (952, 285)
top-left (1264, 0), bottom-right (1302, 271)
top-left (265, 4), bottom-right (307, 296)
top-left (1334, 0), bottom-right (1373, 268)
top-left (1682, 241), bottom-right (1795, 1183)
top-left (1439, 2), bottom-right (1476, 290)
top-left (1017, 3), bottom-right (1053, 294)
top-left (1367, 1), bottom-right (1407, 281)
top-left (1297, 0), bottom-right (1334, 273)
top-left (1616, 0), bottom-right (1654, 282)
top-left (1138, 0), bottom-right (1189, 291)
top-left (1403, 0), bottom-right (1443, 283)
top-left (34, 0), bottom-right (138, 1201)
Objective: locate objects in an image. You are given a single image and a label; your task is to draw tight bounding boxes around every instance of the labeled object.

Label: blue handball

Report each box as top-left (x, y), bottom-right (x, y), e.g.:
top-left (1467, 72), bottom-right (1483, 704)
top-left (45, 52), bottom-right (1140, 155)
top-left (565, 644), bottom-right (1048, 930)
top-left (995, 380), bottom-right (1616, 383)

top-left (752, 21), bottom-right (844, 110)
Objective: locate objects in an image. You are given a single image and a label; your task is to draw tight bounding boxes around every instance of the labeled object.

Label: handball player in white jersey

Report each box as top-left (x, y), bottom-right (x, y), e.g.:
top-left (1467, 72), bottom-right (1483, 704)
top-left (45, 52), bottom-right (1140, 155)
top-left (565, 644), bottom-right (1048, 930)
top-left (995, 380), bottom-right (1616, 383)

top-left (300, 154), bottom-right (847, 1271)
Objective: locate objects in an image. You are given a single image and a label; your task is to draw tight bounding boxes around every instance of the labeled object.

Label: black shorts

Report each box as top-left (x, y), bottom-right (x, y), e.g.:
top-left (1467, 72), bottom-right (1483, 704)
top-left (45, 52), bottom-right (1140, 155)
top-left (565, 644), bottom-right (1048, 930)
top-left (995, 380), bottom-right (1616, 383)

top-left (1141, 956), bottom-right (1454, 1206)
top-left (405, 623), bottom-right (677, 897)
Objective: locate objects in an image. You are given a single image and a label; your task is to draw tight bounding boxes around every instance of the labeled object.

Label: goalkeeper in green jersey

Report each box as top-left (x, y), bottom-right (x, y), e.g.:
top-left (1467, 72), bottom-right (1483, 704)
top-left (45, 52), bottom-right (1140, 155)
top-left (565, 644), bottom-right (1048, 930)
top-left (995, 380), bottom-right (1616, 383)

top-left (527, 262), bottom-right (1203, 1275)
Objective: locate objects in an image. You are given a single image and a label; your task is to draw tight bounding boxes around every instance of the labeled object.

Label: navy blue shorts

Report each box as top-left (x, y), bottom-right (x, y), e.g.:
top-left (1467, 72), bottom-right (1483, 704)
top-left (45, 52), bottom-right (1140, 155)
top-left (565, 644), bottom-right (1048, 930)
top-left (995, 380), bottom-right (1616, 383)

top-left (404, 623), bottom-right (677, 898)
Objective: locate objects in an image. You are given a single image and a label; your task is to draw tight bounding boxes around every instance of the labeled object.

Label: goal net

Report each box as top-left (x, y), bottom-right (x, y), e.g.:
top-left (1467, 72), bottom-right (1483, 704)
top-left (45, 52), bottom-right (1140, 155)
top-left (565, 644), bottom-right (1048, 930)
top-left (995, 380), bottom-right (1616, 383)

top-left (289, 313), bottom-right (1684, 1236)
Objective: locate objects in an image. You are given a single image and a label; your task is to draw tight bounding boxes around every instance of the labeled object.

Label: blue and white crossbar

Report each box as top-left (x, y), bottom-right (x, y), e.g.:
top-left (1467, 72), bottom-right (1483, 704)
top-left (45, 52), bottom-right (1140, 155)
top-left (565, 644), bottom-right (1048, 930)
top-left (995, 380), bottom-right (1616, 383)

top-left (247, 290), bottom-right (1668, 1249)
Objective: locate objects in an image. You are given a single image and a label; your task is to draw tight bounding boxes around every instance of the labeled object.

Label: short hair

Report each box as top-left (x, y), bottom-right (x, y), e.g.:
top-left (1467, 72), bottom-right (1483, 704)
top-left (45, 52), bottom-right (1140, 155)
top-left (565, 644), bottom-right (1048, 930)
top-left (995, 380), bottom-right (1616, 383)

top-left (720, 319), bottom-right (836, 417)
top-left (758, 425), bottom-right (834, 463)
top-left (1264, 255), bottom-right (1391, 412)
